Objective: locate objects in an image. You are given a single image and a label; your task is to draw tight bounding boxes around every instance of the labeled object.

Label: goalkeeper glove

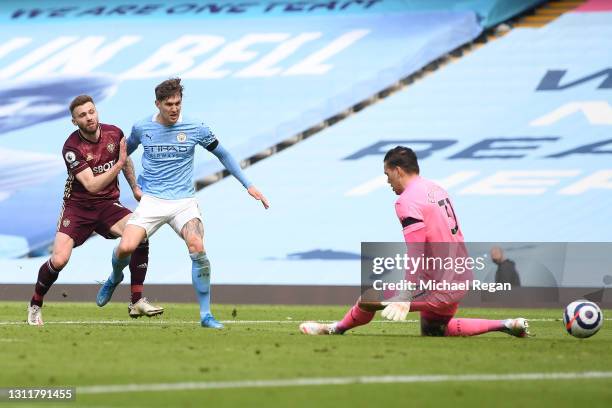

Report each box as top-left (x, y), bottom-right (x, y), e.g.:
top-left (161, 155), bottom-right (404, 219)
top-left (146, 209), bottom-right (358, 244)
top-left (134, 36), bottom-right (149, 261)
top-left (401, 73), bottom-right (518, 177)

top-left (381, 301), bottom-right (411, 321)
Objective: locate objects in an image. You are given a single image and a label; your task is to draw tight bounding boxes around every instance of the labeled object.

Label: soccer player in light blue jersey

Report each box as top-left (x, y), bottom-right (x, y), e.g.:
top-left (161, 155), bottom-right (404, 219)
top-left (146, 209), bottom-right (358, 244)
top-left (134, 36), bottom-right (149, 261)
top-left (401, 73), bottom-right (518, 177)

top-left (97, 78), bottom-right (269, 328)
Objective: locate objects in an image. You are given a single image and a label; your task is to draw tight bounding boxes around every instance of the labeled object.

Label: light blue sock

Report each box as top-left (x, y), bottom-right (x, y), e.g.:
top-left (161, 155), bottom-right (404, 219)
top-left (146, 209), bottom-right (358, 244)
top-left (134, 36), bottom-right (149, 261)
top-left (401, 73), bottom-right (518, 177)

top-left (110, 247), bottom-right (130, 283)
top-left (190, 252), bottom-right (211, 320)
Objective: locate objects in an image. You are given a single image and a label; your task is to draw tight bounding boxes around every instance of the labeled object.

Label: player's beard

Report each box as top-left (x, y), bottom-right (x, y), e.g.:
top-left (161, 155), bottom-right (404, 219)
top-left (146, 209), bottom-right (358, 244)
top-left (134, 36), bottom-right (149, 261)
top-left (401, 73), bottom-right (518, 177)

top-left (79, 121), bottom-right (99, 138)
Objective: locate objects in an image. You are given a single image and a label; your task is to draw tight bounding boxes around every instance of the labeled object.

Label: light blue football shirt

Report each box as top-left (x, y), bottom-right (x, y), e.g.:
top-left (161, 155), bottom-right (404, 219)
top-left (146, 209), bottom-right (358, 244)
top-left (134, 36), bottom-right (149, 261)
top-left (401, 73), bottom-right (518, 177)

top-left (127, 114), bottom-right (217, 199)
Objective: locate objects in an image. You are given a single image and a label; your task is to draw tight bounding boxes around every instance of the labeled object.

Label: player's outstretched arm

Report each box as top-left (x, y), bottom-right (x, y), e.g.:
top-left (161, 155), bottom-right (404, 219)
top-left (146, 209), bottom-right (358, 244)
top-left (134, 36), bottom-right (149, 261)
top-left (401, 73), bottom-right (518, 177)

top-left (209, 143), bottom-right (270, 209)
top-left (122, 157), bottom-right (142, 201)
top-left (75, 139), bottom-right (127, 193)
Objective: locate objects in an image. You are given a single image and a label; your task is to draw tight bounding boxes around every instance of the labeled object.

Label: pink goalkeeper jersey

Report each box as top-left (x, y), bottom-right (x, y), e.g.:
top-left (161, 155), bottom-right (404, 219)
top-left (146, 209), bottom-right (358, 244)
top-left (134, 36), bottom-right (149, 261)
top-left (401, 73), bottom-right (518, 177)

top-left (395, 176), bottom-right (469, 305)
top-left (395, 176), bottom-right (464, 243)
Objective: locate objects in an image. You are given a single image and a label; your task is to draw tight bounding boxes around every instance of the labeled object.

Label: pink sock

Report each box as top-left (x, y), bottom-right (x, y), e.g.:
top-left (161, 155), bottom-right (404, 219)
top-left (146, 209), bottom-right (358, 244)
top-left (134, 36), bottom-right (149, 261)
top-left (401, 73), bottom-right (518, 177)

top-left (444, 318), bottom-right (504, 337)
top-left (336, 304), bottom-right (375, 332)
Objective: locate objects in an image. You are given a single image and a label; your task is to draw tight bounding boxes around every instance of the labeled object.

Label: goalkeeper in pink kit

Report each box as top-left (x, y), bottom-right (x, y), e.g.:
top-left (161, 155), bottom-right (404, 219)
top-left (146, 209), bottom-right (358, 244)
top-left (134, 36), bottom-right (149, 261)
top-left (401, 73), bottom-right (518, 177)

top-left (300, 146), bottom-right (529, 337)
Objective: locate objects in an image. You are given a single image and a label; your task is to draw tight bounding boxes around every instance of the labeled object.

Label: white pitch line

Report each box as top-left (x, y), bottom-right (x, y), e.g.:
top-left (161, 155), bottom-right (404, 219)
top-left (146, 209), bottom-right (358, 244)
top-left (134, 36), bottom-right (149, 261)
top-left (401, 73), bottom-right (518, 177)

top-left (0, 320), bottom-right (312, 325)
top-left (77, 371), bottom-right (612, 394)
top-left (0, 318), bottom-right (611, 325)
top-left (0, 320), bottom-right (379, 325)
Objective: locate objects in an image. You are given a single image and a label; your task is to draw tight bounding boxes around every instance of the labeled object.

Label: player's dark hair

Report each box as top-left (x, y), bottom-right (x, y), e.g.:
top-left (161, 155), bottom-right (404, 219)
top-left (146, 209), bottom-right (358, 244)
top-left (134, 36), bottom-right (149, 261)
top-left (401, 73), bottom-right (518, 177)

top-left (69, 95), bottom-right (94, 115)
top-left (155, 78), bottom-right (183, 101)
top-left (384, 146), bottom-right (420, 174)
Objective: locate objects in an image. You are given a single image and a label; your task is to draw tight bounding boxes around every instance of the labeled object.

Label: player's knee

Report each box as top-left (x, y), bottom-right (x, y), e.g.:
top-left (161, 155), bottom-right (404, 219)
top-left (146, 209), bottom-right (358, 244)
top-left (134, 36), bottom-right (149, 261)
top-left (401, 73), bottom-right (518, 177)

top-left (50, 253), bottom-right (70, 270)
top-left (117, 240), bottom-right (138, 257)
top-left (184, 232), bottom-right (204, 254)
top-left (420, 319), bottom-right (447, 337)
top-left (187, 239), bottom-right (204, 254)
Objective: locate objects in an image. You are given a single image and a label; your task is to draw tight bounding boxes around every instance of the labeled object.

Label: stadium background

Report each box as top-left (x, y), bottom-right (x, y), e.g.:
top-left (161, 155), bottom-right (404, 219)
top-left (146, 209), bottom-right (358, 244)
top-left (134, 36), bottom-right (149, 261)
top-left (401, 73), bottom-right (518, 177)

top-left (1, 2), bottom-right (612, 407)
top-left (0, 0), bottom-right (611, 306)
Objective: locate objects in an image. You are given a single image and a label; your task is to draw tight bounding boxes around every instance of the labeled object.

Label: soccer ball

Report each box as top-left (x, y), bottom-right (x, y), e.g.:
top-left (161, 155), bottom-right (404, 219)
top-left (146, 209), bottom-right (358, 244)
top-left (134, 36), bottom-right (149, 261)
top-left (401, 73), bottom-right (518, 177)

top-left (563, 300), bottom-right (603, 338)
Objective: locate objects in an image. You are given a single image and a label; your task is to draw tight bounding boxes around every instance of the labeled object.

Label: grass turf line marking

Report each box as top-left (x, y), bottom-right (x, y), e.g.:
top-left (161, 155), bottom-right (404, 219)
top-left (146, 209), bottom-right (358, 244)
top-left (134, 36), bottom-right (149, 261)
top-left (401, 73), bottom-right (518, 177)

top-left (1, 318), bottom-right (611, 325)
top-left (77, 371), bottom-right (612, 394)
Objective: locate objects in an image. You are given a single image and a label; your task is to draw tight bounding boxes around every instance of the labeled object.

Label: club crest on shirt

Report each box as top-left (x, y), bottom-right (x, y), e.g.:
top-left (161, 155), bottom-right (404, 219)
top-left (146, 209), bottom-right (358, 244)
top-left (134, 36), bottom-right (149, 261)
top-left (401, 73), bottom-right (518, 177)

top-left (177, 132), bottom-right (187, 142)
top-left (62, 218), bottom-right (70, 227)
top-left (107, 143), bottom-right (115, 153)
top-left (64, 151), bottom-right (76, 163)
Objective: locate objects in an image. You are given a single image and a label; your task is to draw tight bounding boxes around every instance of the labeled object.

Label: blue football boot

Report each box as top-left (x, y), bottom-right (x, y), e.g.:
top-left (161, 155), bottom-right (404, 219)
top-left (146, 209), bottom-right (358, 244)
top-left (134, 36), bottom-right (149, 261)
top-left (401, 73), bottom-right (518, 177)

top-left (201, 313), bottom-right (224, 329)
top-left (96, 273), bottom-right (124, 307)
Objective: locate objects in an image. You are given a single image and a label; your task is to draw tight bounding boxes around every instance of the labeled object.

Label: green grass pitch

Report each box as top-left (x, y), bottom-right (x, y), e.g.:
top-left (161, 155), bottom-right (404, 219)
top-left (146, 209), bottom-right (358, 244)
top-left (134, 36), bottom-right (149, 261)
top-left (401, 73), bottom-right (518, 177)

top-left (1, 302), bottom-right (611, 407)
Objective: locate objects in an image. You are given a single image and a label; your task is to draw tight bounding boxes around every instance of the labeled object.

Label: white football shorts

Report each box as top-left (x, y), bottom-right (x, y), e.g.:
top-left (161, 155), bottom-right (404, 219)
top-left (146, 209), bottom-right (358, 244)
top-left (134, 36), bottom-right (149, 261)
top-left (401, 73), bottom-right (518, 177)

top-left (127, 194), bottom-right (202, 238)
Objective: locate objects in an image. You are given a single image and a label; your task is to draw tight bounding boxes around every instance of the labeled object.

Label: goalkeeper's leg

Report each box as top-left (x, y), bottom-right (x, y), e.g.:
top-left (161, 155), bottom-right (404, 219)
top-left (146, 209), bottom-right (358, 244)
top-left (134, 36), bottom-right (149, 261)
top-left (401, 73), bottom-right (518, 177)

top-left (417, 305), bottom-right (529, 337)
top-left (334, 301), bottom-right (377, 333)
top-left (300, 299), bottom-right (379, 335)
